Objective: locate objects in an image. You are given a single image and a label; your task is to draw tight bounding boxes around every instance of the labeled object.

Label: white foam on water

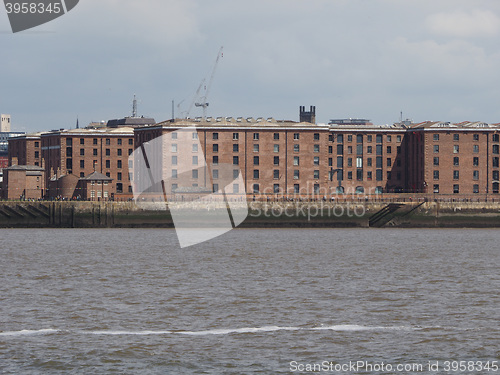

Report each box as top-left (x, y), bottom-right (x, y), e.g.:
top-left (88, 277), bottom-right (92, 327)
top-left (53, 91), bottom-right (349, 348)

top-left (0, 329), bottom-right (59, 337)
top-left (178, 326), bottom-right (301, 336)
top-left (88, 330), bottom-right (172, 335)
top-left (312, 324), bottom-right (414, 332)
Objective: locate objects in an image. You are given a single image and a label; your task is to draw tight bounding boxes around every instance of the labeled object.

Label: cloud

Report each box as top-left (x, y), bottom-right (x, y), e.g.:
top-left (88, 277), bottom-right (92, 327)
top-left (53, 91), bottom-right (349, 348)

top-left (426, 9), bottom-right (500, 37)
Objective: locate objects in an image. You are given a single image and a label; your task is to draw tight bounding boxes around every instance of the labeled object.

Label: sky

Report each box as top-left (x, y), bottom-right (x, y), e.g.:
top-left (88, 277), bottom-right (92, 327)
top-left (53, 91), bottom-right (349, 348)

top-left (2, 0), bottom-right (500, 132)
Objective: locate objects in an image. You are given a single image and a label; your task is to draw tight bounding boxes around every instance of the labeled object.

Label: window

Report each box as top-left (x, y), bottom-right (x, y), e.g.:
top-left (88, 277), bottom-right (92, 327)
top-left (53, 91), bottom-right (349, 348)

top-left (273, 170), bottom-right (279, 179)
top-left (78, 148), bottom-right (84, 157)
top-left (294, 170), bottom-right (299, 179)
top-left (356, 157), bottom-right (363, 168)
top-left (494, 182), bottom-right (500, 194)
top-left (117, 160), bottom-right (122, 169)
top-left (253, 169), bottom-right (259, 179)
top-left (294, 144), bottom-right (300, 152)
top-left (192, 170), bottom-right (198, 179)
top-left (473, 157), bottom-right (479, 167)
top-left (367, 146), bottom-right (372, 154)
top-left (118, 149), bottom-right (123, 156)
top-left (328, 158), bottom-right (333, 166)
top-left (80, 160), bottom-right (85, 169)
top-left (433, 170), bottom-right (439, 180)
top-left (213, 184), bottom-right (219, 193)
top-left (433, 157), bottom-right (439, 166)
top-left (376, 157), bottom-right (382, 168)
top-left (494, 170), bottom-right (500, 181)
top-left (314, 133), bottom-right (320, 140)
top-left (387, 158), bottom-right (392, 167)
top-left (129, 149), bottom-right (133, 156)
top-left (93, 138), bottom-right (98, 145)
top-left (367, 171), bottom-right (372, 180)
top-left (79, 139), bottom-right (84, 145)
top-left (314, 145), bottom-right (320, 153)
top-left (274, 144), bottom-right (279, 153)
top-left (434, 145), bottom-right (439, 153)
top-left (473, 145), bottom-right (479, 153)
top-left (314, 184), bottom-right (320, 194)
top-left (93, 149), bottom-right (98, 156)
top-left (473, 170), bottom-right (479, 180)
top-left (493, 134), bottom-right (500, 142)
top-left (233, 133), bottom-right (239, 140)
top-left (313, 156), bottom-right (319, 165)
top-left (172, 156), bottom-right (177, 165)
top-left (347, 146), bottom-right (353, 154)
top-left (357, 144), bottom-right (363, 155)
top-left (117, 172), bottom-right (122, 181)
top-left (453, 145), bottom-right (459, 153)
top-left (454, 157), bottom-right (459, 166)
top-left (274, 133), bottom-right (279, 140)
top-left (171, 144), bottom-right (177, 153)
top-left (376, 169), bottom-right (383, 181)
top-left (274, 156), bottom-right (279, 165)
top-left (473, 184), bottom-right (479, 194)
top-left (387, 135), bottom-right (392, 142)
top-left (233, 156), bottom-right (239, 165)
top-left (253, 156), bottom-right (259, 165)
top-left (294, 156), bottom-right (299, 166)
top-left (233, 184), bottom-right (240, 194)
top-left (337, 157), bottom-right (343, 168)
top-left (347, 171), bottom-right (353, 180)
top-left (453, 134), bottom-right (459, 141)
top-left (105, 149), bottom-right (110, 156)
top-left (273, 184), bottom-right (280, 193)
top-left (253, 144), bottom-right (259, 152)
top-left (357, 170), bottom-right (363, 181)
top-left (433, 134), bottom-right (439, 141)
top-left (397, 135), bottom-right (402, 143)
top-left (233, 144), bottom-right (239, 152)
top-left (293, 133), bottom-right (299, 140)
top-left (80, 172), bottom-right (85, 177)
top-left (453, 170), bottom-right (459, 180)
top-left (171, 184), bottom-right (178, 192)
top-left (387, 146), bottom-right (392, 154)
top-left (337, 134), bottom-right (344, 143)
top-left (192, 144), bottom-right (198, 152)
top-left (357, 134), bottom-right (363, 143)
top-left (105, 138), bottom-right (110, 146)
top-left (347, 135), bottom-right (353, 142)
top-left (367, 158), bottom-right (372, 167)
top-left (105, 160), bottom-right (110, 168)
top-left (434, 184), bottom-right (440, 193)
top-left (35, 151), bottom-right (39, 158)
top-left (233, 170), bottom-right (239, 179)
top-left (212, 156), bottom-right (219, 165)
top-left (453, 184), bottom-right (459, 194)
top-left (493, 157), bottom-right (499, 167)
top-left (117, 139), bottom-right (122, 145)
top-left (376, 145), bottom-right (382, 155)
top-left (294, 184), bottom-right (300, 194)
top-left (213, 144), bottom-right (218, 153)
top-left (192, 156), bottom-right (198, 165)
top-left (473, 134), bottom-right (479, 141)
top-left (336, 145), bottom-right (343, 155)
top-left (387, 171), bottom-right (392, 180)
top-left (129, 139), bottom-right (133, 145)
top-left (192, 132), bottom-right (198, 140)
top-left (314, 170), bottom-right (319, 179)
top-left (367, 135), bottom-right (373, 142)
top-left (172, 169), bottom-right (178, 179)
top-left (376, 134), bottom-right (382, 143)
top-left (213, 132), bottom-right (219, 140)
top-left (493, 145), bottom-right (499, 154)
top-left (116, 183), bottom-right (123, 193)
top-left (347, 158), bottom-right (352, 167)
top-left (253, 133), bottom-right (259, 140)
top-left (329, 145), bottom-right (333, 154)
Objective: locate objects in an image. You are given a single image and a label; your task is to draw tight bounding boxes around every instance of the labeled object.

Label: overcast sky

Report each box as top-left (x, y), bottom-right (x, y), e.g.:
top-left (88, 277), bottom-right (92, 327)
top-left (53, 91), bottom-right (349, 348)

top-left (2, 0), bottom-right (500, 132)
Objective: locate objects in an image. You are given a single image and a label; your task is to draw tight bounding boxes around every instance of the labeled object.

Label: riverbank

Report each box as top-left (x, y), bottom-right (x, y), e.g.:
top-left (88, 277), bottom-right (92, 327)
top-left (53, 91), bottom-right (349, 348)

top-left (1, 200), bottom-right (500, 228)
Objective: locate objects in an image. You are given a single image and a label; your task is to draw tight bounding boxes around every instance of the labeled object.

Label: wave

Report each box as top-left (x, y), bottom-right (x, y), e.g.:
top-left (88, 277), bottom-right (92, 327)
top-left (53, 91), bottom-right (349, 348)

top-left (1, 325), bottom-right (417, 338)
top-left (0, 329), bottom-right (59, 337)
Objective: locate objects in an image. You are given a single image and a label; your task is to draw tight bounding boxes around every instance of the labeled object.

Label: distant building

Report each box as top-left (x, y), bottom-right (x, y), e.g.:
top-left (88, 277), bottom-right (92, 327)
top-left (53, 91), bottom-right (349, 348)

top-left (106, 116), bottom-right (156, 128)
top-left (1, 114), bottom-right (11, 132)
top-left (2, 165), bottom-right (45, 200)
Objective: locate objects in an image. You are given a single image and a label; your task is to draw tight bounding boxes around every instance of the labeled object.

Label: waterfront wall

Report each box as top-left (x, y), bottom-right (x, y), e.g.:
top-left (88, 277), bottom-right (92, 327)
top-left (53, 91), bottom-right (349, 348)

top-left (0, 200), bottom-right (499, 228)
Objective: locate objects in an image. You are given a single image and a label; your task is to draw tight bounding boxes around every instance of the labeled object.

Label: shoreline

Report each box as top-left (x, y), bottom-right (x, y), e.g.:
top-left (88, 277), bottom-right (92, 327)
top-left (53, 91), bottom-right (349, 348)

top-left (0, 201), bottom-right (499, 229)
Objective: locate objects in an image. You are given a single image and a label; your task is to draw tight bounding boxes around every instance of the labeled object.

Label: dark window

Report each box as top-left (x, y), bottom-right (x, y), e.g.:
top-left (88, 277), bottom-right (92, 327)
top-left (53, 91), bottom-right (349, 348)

top-left (337, 145), bottom-right (343, 155)
top-left (314, 133), bottom-right (320, 140)
top-left (212, 156), bottom-right (218, 165)
top-left (356, 169), bottom-right (363, 181)
top-left (273, 170), bottom-right (279, 179)
top-left (433, 134), bottom-right (439, 141)
top-left (329, 145), bottom-right (333, 154)
top-left (213, 132), bottom-right (219, 140)
top-left (253, 170), bottom-right (259, 179)
top-left (493, 157), bottom-right (499, 167)
top-left (387, 158), bottom-right (392, 167)
top-left (93, 138), bottom-right (98, 145)
top-left (106, 149), bottom-right (110, 156)
top-left (473, 157), bottom-right (479, 167)
top-left (473, 171), bottom-right (479, 180)
top-left (128, 139), bottom-right (133, 145)
top-left (376, 134), bottom-right (382, 143)
top-left (106, 138), bottom-right (111, 145)
top-left (337, 157), bottom-right (343, 168)
top-left (66, 138), bottom-right (73, 146)
top-left (253, 133), bottom-right (259, 140)
top-left (357, 144), bottom-right (363, 155)
top-left (117, 172), bottom-right (122, 181)
top-left (80, 138), bottom-right (84, 145)
top-left (80, 160), bottom-right (84, 169)
top-left (253, 184), bottom-right (260, 193)
top-left (453, 184), bottom-right (459, 194)
top-left (376, 145), bottom-right (382, 155)
top-left (117, 139), bottom-right (122, 145)
top-left (213, 144), bottom-right (218, 152)
top-left (106, 160), bottom-right (110, 168)
top-left (376, 169), bottom-right (383, 181)
top-left (274, 184), bottom-right (280, 193)
top-left (253, 156), bottom-right (259, 165)
top-left (433, 157), bottom-right (439, 166)
top-left (274, 133), bottom-right (279, 140)
top-left (274, 156), bottom-right (279, 165)
top-left (233, 144), bottom-right (239, 152)
top-left (453, 134), bottom-right (459, 141)
top-left (66, 158), bottom-right (72, 170)
top-left (376, 157), bottom-right (383, 168)
top-left (93, 149), bottom-right (98, 156)
top-left (493, 134), bottom-right (500, 142)
top-left (233, 156), bottom-right (239, 165)
top-left (347, 135), bottom-right (353, 142)
top-left (473, 134), bottom-right (479, 141)
top-left (116, 183), bottom-right (123, 193)
top-left (367, 158), bottom-right (372, 167)
top-left (433, 170), bottom-right (439, 180)
top-left (387, 146), bottom-right (392, 154)
top-left (454, 157), bottom-right (459, 166)
top-left (294, 133), bottom-right (299, 140)
top-left (357, 134), bottom-right (363, 143)
top-left (453, 170), bottom-right (459, 180)
top-left (80, 148), bottom-right (85, 156)
top-left (117, 160), bottom-right (122, 169)
top-left (337, 134), bottom-right (343, 143)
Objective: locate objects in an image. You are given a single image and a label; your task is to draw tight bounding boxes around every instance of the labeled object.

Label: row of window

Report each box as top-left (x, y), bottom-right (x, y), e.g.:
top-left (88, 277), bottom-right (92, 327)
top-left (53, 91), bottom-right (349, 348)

top-left (66, 138), bottom-right (133, 146)
top-left (433, 183), bottom-right (500, 194)
top-left (332, 134), bottom-right (402, 144)
top-left (337, 145), bottom-right (400, 155)
top-left (433, 134), bottom-right (500, 142)
top-left (433, 170), bottom-right (482, 180)
top-left (67, 148), bottom-right (133, 157)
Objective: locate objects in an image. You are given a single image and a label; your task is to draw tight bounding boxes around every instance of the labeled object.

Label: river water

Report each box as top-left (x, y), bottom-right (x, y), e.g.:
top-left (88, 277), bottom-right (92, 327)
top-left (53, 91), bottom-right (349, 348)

top-left (0, 228), bottom-right (499, 374)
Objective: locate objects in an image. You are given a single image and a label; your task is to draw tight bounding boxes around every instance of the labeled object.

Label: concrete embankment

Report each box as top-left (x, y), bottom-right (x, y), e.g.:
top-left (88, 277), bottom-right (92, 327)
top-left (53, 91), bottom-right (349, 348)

top-left (0, 201), bottom-right (499, 228)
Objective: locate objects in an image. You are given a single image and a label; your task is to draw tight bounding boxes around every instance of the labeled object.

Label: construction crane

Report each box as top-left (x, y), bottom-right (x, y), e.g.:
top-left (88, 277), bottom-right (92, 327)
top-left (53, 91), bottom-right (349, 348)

top-left (195, 46), bottom-right (223, 118)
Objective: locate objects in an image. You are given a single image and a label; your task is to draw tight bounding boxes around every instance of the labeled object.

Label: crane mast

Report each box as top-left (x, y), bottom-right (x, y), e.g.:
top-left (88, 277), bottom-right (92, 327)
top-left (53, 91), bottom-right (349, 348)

top-left (195, 46), bottom-right (223, 118)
